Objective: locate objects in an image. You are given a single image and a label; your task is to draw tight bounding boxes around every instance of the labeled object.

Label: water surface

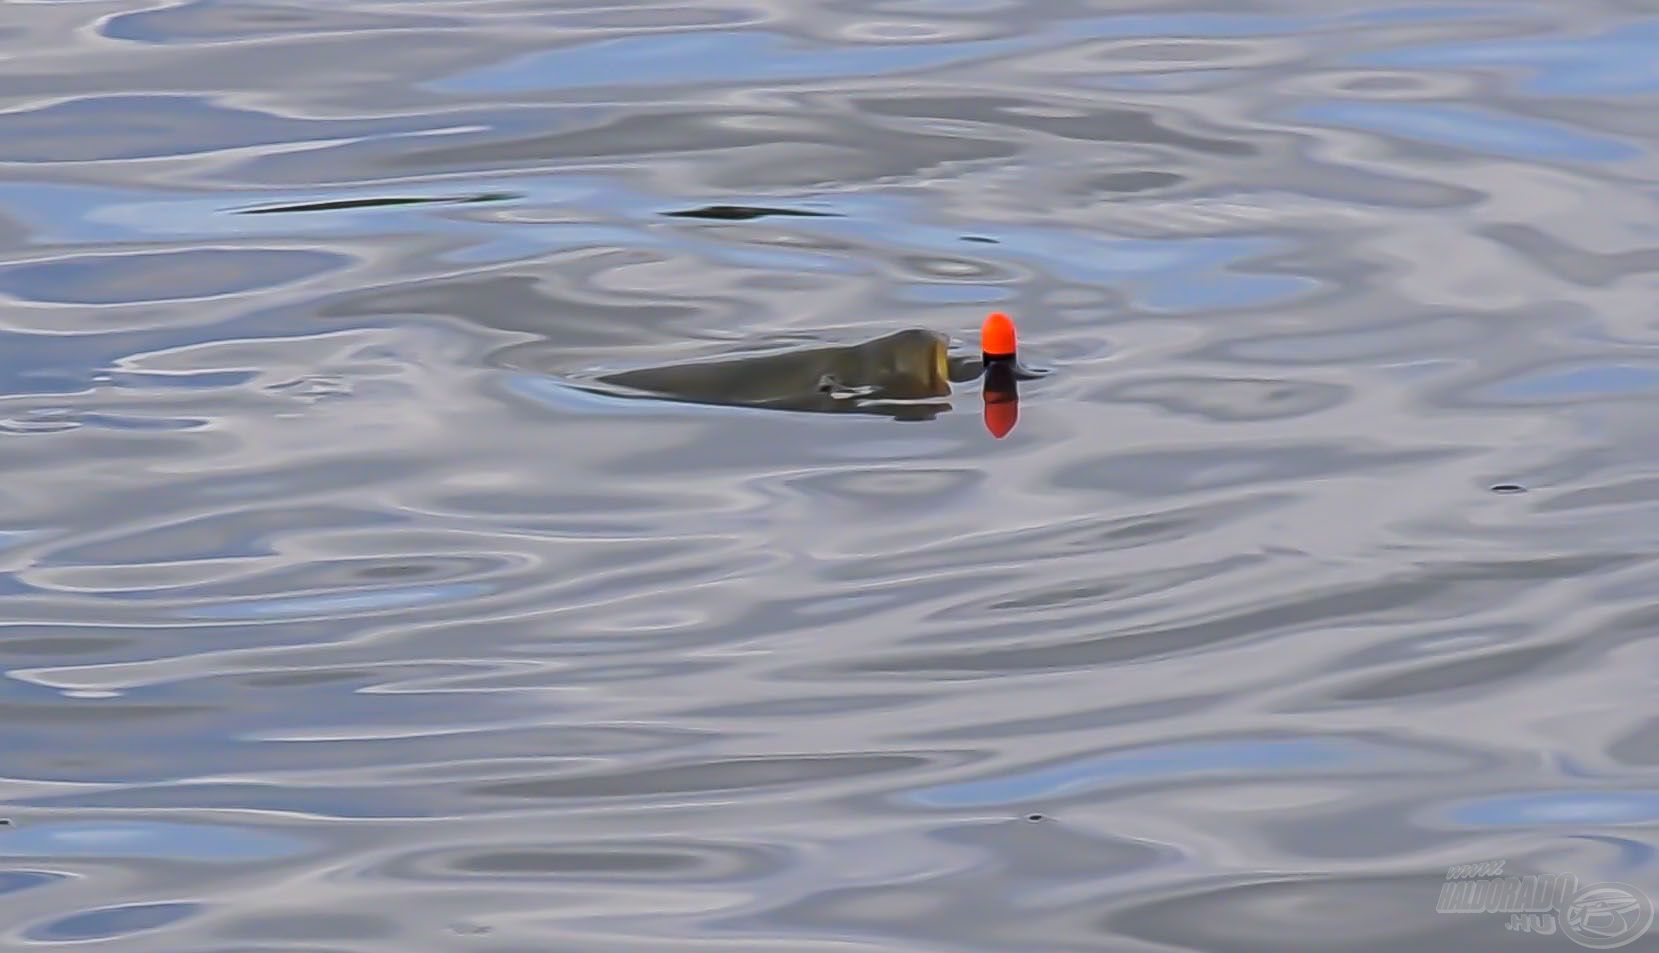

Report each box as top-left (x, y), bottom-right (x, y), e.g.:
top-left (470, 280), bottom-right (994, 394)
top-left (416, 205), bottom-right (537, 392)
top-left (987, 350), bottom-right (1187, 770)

top-left (2, 1), bottom-right (1658, 950)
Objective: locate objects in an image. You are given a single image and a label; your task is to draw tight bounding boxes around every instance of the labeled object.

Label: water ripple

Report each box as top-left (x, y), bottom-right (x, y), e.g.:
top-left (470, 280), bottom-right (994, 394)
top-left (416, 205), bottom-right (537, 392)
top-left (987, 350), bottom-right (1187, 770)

top-left (3, 0), bottom-right (1659, 950)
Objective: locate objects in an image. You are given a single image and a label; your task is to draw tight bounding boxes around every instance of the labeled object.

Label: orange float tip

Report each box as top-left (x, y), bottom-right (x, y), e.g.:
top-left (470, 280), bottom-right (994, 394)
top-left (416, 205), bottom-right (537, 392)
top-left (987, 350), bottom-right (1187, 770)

top-left (981, 311), bottom-right (1017, 361)
top-left (983, 395), bottom-right (1018, 438)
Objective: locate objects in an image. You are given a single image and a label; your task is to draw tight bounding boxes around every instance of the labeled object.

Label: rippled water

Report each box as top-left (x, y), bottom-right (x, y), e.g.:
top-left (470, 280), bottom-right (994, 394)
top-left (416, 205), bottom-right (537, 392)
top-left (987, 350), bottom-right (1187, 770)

top-left (3, 1), bottom-right (1659, 950)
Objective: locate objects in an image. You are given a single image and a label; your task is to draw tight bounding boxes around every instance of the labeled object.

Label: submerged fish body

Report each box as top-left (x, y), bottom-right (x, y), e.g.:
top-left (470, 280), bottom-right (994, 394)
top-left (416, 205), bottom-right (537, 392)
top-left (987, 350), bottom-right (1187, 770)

top-left (584, 328), bottom-right (980, 417)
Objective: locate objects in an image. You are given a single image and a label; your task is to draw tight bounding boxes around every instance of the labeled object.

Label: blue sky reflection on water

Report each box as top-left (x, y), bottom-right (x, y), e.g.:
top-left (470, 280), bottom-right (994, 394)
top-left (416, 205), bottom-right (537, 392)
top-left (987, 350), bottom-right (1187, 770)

top-left (26, 901), bottom-right (200, 943)
top-left (1444, 792), bottom-right (1659, 828)
top-left (178, 582), bottom-right (494, 621)
top-left (430, 7), bottom-right (1522, 101)
top-left (0, 871), bottom-right (67, 898)
top-left (907, 737), bottom-right (1358, 808)
top-left (1481, 364), bottom-right (1659, 403)
top-left (1289, 102), bottom-right (1641, 162)
top-left (0, 820), bottom-right (309, 864)
top-left (1358, 19), bottom-right (1659, 98)
top-left (432, 14), bottom-right (1316, 95)
top-left (435, 30), bottom-right (1023, 94)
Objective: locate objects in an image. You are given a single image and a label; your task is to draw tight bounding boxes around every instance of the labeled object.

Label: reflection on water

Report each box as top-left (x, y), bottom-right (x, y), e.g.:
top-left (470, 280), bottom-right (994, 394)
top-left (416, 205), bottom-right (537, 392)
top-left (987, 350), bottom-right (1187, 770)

top-left (2, 0), bottom-right (1659, 949)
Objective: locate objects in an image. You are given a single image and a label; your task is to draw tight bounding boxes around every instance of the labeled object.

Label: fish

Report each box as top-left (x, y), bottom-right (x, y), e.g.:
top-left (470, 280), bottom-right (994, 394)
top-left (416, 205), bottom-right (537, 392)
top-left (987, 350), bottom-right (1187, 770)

top-left (577, 327), bottom-right (986, 420)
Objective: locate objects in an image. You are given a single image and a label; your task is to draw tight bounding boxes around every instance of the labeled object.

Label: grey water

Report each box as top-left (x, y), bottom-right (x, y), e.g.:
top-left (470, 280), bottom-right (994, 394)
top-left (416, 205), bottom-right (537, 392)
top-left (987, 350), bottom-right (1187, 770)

top-left (2, 1), bottom-right (1659, 950)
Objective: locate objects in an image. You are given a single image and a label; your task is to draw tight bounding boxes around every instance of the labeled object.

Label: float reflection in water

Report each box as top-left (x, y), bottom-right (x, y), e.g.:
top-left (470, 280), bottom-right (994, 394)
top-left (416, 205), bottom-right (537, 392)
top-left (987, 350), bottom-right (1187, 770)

top-left (980, 311), bottom-right (1020, 439)
top-left (982, 360), bottom-right (1020, 438)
